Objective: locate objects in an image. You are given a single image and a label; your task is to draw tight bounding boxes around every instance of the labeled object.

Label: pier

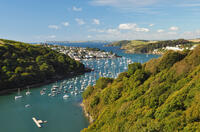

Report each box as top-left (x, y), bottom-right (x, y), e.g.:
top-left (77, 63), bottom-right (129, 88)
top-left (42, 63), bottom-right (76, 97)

top-left (32, 117), bottom-right (47, 128)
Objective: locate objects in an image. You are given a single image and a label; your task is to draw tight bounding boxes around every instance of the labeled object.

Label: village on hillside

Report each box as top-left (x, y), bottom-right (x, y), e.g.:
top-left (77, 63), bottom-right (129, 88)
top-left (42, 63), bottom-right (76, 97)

top-left (43, 44), bottom-right (120, 61)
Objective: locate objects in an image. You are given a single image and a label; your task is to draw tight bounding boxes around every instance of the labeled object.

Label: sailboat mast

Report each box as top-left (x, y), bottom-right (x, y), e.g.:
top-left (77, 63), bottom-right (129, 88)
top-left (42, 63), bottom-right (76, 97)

top-left (18, 88), bottom-right (20, 95)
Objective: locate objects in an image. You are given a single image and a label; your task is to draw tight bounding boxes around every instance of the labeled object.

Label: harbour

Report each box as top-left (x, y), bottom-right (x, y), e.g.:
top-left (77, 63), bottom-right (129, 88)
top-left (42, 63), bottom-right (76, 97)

top-left (0, 43), bottom-right (159, 132)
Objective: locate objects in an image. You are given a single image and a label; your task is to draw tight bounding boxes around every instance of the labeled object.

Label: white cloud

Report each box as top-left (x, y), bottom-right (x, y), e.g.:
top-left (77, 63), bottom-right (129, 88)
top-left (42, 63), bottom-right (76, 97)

top-left (93, 19), bottom-right (100, 25)
top-left (135, 28), bottom-right (150, 32)
top-left (157, 29), bottom-right (164, 33)
top-left (169, 26), bottom-right (179, 31)
top-left (118, 23), bottom-right (137, 30)
top-left (48, 25), bottom-right (59, 30)
top-left (75, 18), bottom-right (85, 25)
top-left (72, 6), bottom-right (82, 11)
top-left (149, 24), bottom-right (154, 27)
top-left (118, 23), bottom-right (149, 32)
top-left (63, 22), bottom-right (69, 27)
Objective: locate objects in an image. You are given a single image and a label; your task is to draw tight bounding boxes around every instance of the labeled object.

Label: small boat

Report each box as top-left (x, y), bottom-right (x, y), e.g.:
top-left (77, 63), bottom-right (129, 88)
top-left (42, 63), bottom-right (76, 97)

top-left (15, 88), bottom-right (22, 100)
top-left (26, 87), bottom-right (31, 95)
top-left (63, 94), bottom-right (69, 99)
top-left (40, 90), bottom-right (45, 95)
top-left (51, 87), bottom-right (57, 91)
top-left (52, 82), bottom-right (59, 89)
top-left (51, 93), bottom-right (56, 97)
top-left (32, 117), bottom-right (47, 128)
top-left (74, 92), bottom-right (78, 96)
top-left (25, 104), bottom-right (31, 108)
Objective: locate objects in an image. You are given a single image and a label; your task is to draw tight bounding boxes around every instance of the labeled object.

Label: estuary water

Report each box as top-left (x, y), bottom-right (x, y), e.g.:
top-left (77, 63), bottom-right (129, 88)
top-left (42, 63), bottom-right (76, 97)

top-left (0, 43), bottom-right (160, 132)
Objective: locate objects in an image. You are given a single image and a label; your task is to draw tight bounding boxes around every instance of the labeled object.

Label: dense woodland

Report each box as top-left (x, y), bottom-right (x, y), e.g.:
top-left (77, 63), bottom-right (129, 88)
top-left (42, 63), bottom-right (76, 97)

top-left (0, 39), bottom-right (85, 91)
top-left (82, 45), bottom-right (200, 131)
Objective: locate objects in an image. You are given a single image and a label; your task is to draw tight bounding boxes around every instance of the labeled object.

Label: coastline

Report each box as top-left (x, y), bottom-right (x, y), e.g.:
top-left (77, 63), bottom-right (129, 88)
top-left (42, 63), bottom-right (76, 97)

top-left (0, 68), bottom-right (91, 95)
top-left (80, 102), bottom-right (94, 124)
top-left (124, 50), bottom-right (164, 55)
top-left (104, 45), bottom-right (163, 55)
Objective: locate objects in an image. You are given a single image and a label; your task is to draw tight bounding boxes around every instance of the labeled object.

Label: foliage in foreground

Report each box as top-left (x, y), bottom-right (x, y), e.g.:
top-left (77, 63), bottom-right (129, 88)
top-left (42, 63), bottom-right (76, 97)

top-left (0, 39), bottom-right (85, 90)
top-left (82, 46), bottom-right (200, 132)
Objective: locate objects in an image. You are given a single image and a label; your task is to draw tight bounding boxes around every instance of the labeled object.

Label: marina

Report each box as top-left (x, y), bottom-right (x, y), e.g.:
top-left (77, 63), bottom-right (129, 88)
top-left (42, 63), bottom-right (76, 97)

top-left (0, 43), bottom-right (159, 132)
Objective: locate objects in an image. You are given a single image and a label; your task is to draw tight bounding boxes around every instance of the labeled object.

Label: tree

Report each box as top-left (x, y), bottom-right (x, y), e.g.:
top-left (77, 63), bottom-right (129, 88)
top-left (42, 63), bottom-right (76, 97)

top-left (15, 67), bottom-right (23, 74)
top-left (36, 56), bottom-right (45, 64)
top-left (127, 62), bottom-right (142, 76)
top-left (57, 55), bottom-right (65, 63)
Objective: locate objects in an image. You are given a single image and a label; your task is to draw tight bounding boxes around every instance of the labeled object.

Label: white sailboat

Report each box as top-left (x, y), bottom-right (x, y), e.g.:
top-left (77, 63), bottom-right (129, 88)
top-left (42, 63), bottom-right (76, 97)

top-left (15, 88), bottom-right (22, 100)
top-left (26, 86), bottom-right (31, 95)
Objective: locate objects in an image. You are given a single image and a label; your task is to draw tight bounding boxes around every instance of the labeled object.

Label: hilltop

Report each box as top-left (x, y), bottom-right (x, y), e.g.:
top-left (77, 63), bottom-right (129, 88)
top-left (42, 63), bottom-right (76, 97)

top-left (0, 39), bottom-right (87, 93)
top-left (106, 39), bottom-right (199, 54)
top-left (82, 45), bottom-right (200, 131)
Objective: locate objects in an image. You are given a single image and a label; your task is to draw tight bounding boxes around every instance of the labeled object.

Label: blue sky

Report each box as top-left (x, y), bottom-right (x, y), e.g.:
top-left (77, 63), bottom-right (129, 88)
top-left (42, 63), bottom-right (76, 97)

top-left (0, 0), bottom-right (200, 42)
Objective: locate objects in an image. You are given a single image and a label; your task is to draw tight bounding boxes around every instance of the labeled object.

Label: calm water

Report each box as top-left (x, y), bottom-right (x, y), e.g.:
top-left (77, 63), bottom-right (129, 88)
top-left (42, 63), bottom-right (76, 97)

top-left (0, 43), bottom-right (159, 132)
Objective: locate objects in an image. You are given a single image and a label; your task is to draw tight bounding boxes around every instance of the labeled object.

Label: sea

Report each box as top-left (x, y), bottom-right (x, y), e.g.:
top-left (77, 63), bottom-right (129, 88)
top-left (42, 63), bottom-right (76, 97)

top-left (0, 42), bottom-right (160, 132)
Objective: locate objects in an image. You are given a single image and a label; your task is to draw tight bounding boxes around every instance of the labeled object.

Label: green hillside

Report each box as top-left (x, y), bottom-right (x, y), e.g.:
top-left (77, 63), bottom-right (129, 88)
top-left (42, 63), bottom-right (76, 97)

top-left (82, 45), bottom-right (200, 131)
top-left (0, 39), bottom-right (86, 92)
top-left (106, 40), bottom-right (133, 47)
top-left (106, 39), bottom-right (196, 54)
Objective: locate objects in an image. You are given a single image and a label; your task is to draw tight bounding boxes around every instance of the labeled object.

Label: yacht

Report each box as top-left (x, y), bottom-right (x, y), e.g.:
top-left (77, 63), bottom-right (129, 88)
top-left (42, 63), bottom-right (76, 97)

top-left (74, 92), bottom-right (78, 96)
top-left (40, 90), bottom-right (45, 95)
top-left (15, 88), bottom-right (22, 100)
top-left (51, 83), bottom-right (58, 92)
top-left (26, 87), bottom-right (31, 95)
top-left (25, 104), bottom-right (31, 108)
top-left (52, 81), bottom-right (59, 90)
top-left (63, 94), bottom-right (69, 99)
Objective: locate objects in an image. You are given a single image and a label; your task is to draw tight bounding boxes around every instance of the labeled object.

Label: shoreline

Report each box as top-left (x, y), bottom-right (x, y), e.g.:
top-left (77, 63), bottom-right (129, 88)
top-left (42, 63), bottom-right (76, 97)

top-left (0, 69), bottom-right (91, 95)
top-left (104, 45), bottom-right (163, 55)
top-left (80, 102), bottom-right (94, 124)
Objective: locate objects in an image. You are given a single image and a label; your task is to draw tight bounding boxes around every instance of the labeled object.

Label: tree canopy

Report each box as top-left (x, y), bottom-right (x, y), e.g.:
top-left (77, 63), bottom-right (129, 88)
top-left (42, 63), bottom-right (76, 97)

top-left (0, 39), bottom-right (85, 91)
top-left (82, 45), bottom-right (200, 132)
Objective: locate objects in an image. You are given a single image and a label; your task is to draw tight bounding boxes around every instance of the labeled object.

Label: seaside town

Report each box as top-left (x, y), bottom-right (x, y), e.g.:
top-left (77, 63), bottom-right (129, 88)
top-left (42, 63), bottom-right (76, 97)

top-left (43, 44), bottom-right (120, 61)
top-left (152, 44), bottom-right (198, 54)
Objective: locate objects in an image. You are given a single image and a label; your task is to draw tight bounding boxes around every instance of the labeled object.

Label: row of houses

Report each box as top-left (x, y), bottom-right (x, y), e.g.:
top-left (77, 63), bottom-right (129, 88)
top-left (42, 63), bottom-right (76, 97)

top-left (152, 44), bottom-right (198, 54)
top-left (44, 44), bottom-right (118, 61)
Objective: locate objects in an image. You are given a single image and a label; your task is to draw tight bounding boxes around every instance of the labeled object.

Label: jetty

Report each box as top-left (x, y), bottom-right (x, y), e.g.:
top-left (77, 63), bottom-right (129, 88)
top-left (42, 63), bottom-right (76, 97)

top-left (32, 117), bottom-right (47, 128)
